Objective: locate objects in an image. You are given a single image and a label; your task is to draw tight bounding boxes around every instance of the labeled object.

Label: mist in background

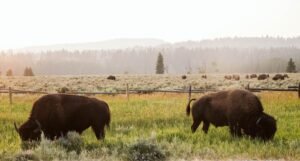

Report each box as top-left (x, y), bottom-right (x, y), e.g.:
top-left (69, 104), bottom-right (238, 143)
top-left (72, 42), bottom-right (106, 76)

top-left (1, 37), bottom-right (299, 75)
top-left (0, 0), bottom-right (299, 75)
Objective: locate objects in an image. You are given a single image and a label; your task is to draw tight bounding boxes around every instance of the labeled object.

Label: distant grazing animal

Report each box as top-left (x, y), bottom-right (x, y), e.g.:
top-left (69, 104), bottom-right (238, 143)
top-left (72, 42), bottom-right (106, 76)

top-left (224, 75), bottom-right (232, 80)
top-left (250, 74), bottom-right (257, 79)
top-left (107, 75), bottom-right (116, 80)
top-left (181, 75), bottom-right (187, 79)
top-left (186, 89), bottom-right (276, 140)
top-left (14, 94), bottom-right (110, 141)
top-left (257, 74), bottom-right (269, 80)
top-left (232, 75), bottom-right (240, 81)
top-left (201, 75), bottom-right (207, 79)
top-left (272, 74), bottom-right (285, 81)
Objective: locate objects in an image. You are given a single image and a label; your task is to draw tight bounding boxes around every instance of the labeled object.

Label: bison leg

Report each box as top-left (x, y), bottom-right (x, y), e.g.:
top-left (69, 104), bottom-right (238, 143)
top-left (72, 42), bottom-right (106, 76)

top-left (202, 121), bottom-right (210, 134)
top-left (92, 123), bottom-right (105, 140)
top-left (191, 120), bottom-right (201, 133)
top-left (229, 122), bottom-right (242, 137)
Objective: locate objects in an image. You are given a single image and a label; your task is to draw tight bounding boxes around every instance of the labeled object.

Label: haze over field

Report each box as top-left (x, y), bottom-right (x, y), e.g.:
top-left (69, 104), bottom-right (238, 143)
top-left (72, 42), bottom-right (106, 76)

top-left (0, 0), bottom-right (299, 75)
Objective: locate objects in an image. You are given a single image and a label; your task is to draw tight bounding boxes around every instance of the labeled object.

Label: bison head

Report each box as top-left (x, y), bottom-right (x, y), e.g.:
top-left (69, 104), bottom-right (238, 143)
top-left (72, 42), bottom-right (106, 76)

top-left (14, 120), bottom-right (42, 141)
top-left (244, 113), bottom-right (277, 140)
top-left (255, 113), bottom-right (277, 140)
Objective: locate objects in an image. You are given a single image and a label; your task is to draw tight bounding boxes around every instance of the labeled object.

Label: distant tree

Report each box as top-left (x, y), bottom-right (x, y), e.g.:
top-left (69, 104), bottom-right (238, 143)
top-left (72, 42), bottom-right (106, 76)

top-left (155, 52), bottom-right (164, 74)
top-left (6, 69), bottom-right (13, 76)
top-left (286, 58), bottom-right (297, 73)
top-left (24, 67), bottom-right (34, 76)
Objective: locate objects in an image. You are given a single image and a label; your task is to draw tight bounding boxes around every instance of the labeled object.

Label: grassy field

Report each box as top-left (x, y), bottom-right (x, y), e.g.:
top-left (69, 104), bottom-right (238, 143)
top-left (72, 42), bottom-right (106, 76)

top-left (0, 92), bottom-right (299, 160)
top-left (0, 74), bottom-right (299, 92)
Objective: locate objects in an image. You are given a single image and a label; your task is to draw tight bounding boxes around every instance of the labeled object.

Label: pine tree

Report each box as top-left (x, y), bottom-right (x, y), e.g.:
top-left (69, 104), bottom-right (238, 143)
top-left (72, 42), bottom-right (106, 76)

top-left (286, 58), bottom-right (296, 73)
top-left (28, 67), bottom-right (34, 76)
top-left (24, 67), bottom-right (34, 76)
top-left (155, 52), bottom-right (164, 74)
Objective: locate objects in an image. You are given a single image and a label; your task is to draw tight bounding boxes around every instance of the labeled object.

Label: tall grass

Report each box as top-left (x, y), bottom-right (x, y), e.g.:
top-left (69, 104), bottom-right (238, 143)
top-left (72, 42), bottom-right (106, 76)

top-left (0, 92), bottom-right (299, 160)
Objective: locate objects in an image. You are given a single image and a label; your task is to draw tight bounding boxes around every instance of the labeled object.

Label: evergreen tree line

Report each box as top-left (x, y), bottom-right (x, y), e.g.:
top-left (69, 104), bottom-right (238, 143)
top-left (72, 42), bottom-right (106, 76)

top-left (0, 47), bottom-right (299, 75)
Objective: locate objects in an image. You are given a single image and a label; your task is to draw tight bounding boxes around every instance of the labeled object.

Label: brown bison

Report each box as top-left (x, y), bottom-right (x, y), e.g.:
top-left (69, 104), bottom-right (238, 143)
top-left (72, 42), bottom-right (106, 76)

top-left (14, 94), bottom-right (110, 141)
top-left (186, 89), bottom-right (276, 140)
top-left (276, 73), bottom-right (289, 80)
top-left (107, 75), bottom-right (116, 80)
top-left (201, 75), bottom-right (207, 79)
top-left (250, 74), bottom-right (257, 79)
top-left (224, 75), bottom-right (232, 80)
top-left (181, 75), bottom-right (187, 79)
top-left (258, 74), bottom-right (269, 80)
top-left (232, 75), bottom-right (240, 81)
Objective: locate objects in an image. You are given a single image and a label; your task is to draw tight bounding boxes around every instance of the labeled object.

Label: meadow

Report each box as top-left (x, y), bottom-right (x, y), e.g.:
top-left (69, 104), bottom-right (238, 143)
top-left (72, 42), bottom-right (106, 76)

top-left (0, 91), bottom-right (299, 160)
top-left (0, 74), bottom-right (299, 93)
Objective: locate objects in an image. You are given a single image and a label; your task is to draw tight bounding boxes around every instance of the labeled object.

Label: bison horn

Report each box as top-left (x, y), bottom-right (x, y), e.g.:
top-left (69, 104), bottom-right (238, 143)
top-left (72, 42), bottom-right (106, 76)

top-left (14, 122), bottom-right (19, 133)
top-left (256, 116), bottom-right (262, 125)
top-left (34, 120), bottom-right (42, 133)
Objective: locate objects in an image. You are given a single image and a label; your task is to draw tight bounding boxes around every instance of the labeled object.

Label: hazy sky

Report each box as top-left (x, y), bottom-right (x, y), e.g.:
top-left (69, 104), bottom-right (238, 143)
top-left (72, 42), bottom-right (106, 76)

top-left (0, 0), bottom-right (299, 49)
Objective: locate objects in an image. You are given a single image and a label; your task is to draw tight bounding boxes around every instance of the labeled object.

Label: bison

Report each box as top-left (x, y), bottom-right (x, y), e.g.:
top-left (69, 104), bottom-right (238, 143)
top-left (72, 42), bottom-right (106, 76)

top-left (224, 75), bottom-right (232, 80)
top-left (181, 75), bottom-right (187, 79)
top-left (232, 75), bottom-right (240, 81)
top-left (14, 94), bottom-right (110, 142)
top-left (201, 75), bottom-right (207, 79)
top-left (273, 73), bottom-right (289, 80)
top-left (107, 75), bottom-right (116, 80)
top-left (186, 89), bottom-right (276, 140)
top-left (250, 74), bottom-right (257, 79)
top-left (258, 74), bottom-right (269, 80)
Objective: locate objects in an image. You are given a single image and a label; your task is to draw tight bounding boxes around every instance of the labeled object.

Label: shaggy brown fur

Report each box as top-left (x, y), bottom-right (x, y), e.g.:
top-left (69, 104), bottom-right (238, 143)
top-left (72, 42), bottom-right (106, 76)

top-left (232, 75), bottom-right (240, 81)
top-left (272, 74), bottom-right (288, 81)
top-left (250, 74), bottom-right (257, 79)
top-left (107, 75), bottom-right (116, 80)
top-left (224, 75), bottom-right (232, 80)
top-left (258, 74), bottom-right (269, 80)
top-left (15, 94), bottom-right (110, 141)
top-left (186, 89), bottom-right (276, 140)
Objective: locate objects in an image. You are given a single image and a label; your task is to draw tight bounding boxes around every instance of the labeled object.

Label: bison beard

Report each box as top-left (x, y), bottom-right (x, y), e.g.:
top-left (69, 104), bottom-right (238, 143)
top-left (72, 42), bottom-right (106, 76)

top-left (186, 89), bottom-right (277, 140)
top-left (14, 94), bottom-right (110, 141)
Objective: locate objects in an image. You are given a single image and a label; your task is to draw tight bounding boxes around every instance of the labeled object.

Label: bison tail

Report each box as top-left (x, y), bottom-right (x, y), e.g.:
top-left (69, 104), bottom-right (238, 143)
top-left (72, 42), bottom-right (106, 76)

top-left (186, 98), bottom-right (196, 116)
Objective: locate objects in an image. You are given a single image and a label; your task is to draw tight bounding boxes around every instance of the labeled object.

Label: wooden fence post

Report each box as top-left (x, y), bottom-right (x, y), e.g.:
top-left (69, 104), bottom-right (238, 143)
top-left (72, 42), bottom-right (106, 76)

top-left (9, 87), bottom-right (12, 105)
top-left (246, 83), bottom-right (250, 90)
top-left (188, 85), bottom-right (192, 102)
top-left (298, 83), bottom-right (300, 99)
top-left (126, 83), bottom-right (129, 101)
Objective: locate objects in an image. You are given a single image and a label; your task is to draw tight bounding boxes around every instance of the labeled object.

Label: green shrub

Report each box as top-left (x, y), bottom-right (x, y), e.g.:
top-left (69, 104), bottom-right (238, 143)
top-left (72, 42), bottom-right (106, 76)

top-left (56, 132), bottom-right (84, 154)
top-left (14, 150), bottom-right (39, 161)
top-left (127, 140), bottom-right (166, 161)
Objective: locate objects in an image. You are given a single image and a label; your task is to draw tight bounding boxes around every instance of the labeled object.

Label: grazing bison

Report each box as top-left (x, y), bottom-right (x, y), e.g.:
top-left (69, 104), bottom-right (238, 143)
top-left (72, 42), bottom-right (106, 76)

top-left (258, 74), bottom-right (269, 80)
top-left (181, 75), bottom-right (187, 79)
top-left (224, 75), bottom-right (232, 80)
top-left (107, 75), bottom-right (116, 80)
top-left (232, 75), bottom-right (240, 81)
top-left (272, 74), bottom-right (284, 81)
top-left (201, 75), bottom-right (207, 79)
top-left (14, 94), bottom-right (110, 141)
top-left (186, 89), bottom-right (276, 140)
top-left (250, 74), bottom-right (257, 79)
